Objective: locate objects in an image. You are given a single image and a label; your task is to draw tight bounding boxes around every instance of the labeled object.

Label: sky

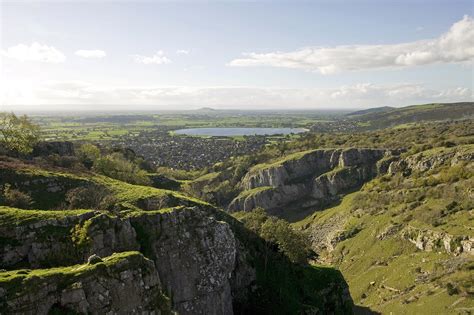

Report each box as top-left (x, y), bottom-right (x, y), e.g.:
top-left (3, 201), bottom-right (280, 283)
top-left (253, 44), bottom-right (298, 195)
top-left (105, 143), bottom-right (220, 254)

top-left (0, 0), bottom-right (473, 111)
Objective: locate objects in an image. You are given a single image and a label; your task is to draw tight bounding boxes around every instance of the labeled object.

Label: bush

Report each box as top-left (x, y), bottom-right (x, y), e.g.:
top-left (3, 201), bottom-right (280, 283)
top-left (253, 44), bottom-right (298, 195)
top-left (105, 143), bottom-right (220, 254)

top-left (93, 153), bottom-right (151, 185)
top-left (65, 186), bottom-right (116, 210)
top-left (446, 283), bottom-right (458, 295)
top-left (1, 184), bottom-right (33, 209)
top-left (43, 154), bottom-right (82, 169)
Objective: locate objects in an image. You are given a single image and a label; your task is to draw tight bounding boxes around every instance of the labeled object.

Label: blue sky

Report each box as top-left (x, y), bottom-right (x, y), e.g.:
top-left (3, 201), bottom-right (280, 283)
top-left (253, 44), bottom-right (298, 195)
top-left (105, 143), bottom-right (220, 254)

top-left (0, 0), bottom-right (472, 110)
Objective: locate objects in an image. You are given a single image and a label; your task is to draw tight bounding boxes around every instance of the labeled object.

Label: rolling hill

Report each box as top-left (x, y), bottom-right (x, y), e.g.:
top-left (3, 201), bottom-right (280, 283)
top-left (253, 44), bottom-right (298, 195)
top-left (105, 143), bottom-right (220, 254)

top-left (350, 102), bottom-right (474, 130)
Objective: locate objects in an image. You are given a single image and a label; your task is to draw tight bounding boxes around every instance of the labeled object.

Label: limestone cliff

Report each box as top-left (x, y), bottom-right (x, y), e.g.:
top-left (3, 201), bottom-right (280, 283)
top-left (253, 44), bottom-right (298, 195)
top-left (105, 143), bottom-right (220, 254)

top-left (0, 206), bottom-right (250, 315)
top-left (229, 148), bottom-right (396, 214)
top-left (0, 252), bottom-right (172, 314)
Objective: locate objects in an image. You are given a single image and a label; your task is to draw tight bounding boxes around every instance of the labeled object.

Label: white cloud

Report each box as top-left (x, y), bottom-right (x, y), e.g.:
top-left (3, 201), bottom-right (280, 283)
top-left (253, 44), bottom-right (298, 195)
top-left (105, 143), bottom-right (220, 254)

top-left (132, 50), bottom-right (171, 65)
top-left (75, 50), bottom-right (106, 58)
top-left (229, 15), bottom-right (474, 74)
top-left (1, 42), bottom-right (65, 63)
top-left (1, 81), bottom-right (471, 110)
top-left (176, 49), bottom-right (189, 55)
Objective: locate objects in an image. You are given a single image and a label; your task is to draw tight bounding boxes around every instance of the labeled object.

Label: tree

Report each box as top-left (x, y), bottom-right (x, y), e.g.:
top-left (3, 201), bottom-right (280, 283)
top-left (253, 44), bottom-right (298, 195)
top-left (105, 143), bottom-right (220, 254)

top-left (0, 112), bottom-right (40, 154)
top-left (77, 143), bottom-right (101, 168)
top-left (240, 208), bottom-right (311, 264)
top-left (260, 217), bottom-right (310, 264)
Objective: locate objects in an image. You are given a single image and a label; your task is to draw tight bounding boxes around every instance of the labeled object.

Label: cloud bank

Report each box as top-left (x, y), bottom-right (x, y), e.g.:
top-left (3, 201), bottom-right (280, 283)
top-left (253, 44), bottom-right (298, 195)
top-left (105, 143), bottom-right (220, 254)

top-left (132, 50), bottom-right (171, 65)
top-left (75, 50), bottom-right (106, 58)
top-left (229, 15), bottom-right (474, 74)
top-left (1, 81), bottom-right (471, 110)
top-left (1, 42), bottom-right (66, 63)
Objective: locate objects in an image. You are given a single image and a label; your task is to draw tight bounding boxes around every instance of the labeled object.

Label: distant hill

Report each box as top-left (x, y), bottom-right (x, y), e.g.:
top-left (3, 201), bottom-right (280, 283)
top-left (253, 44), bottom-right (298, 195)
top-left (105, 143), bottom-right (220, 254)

top-left (196, 107), bottom-right (216, 111)
top-left (347, 106), bottom-right (394, 116)
top-left (351, 102), bottom-right (474, 129)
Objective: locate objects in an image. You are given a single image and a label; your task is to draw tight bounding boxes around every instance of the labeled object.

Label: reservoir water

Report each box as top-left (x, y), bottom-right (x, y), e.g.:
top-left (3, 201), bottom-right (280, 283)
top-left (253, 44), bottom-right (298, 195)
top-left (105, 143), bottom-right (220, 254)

top-left (174, 127), bottom-right (308, 137)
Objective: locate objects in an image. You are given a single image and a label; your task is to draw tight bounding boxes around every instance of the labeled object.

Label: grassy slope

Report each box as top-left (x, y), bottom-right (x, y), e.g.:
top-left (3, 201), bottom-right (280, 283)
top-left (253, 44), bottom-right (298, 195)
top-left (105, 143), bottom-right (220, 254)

top-left (0, 159), bottom-right (206, 211)
top-left (0, 207), bottom-right (93, 226)
top-left (296, 144), bottom-right (474, 314)
top-left (352, 102), bottom-right (474, 129)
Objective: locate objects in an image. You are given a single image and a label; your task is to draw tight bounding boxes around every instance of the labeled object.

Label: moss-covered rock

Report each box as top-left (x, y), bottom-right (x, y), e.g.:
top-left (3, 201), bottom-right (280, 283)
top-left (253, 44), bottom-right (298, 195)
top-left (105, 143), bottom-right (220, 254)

top-left (0, 251), bottom-right (172, 315)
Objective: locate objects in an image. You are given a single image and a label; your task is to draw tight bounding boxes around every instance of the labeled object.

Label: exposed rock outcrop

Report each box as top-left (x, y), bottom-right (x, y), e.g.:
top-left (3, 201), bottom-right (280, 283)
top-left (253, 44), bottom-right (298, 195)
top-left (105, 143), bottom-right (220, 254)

top-left (229, 148), bottom-right (396, 214)
top-left (228, 184), bottom-right (309, 212)
top-left (308, 214), bottom-right (349, 255)
top-left (401, 226), bottom-right (473, 255)
top-left (0, 251), bottom-right (172, 315)
top-left (0, 206), bottom-right (255, 315)
top-left (0, 209), bottom-right (96, 269)
top-left (387, 146), bottom-right (473, 174)
top-left (130, 207), bottom-right (239, 315)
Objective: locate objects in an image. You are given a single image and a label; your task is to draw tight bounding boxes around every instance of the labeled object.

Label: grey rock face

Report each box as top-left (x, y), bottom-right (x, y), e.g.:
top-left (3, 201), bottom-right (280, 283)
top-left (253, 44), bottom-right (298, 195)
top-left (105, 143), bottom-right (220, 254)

top-left (0, 207), bottom-right (253, 315)
top-left (0, 252), bottom-right (170, 315)
top-left (228, 183), bottom-right (310, 212)
top-left (242, 149), bottom-right (338, 190)
top-left (130, 207), bottom-right (238, 315)
top-left (401, 226), bottom-right (474, 255)
top-left (230, 148), bottom-right (392, 213)
top-left (387, 148), bottom-right (473, 174)
top-left (0, 211), bottom-right (138, 269)
top-left (0, 211), bottom-right (96, 268)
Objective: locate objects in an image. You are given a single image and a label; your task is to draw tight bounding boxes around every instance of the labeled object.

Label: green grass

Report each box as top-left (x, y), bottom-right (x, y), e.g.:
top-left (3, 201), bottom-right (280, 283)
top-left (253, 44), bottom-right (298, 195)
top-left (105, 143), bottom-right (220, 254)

top-left (296, 142), bottom-right (474, 314)
top-left (0, 159), bottom-right (209, 212)
top-left (0, 207), bottom-right (93, 227)
top-left (94, 175), bottom-right (209, 210)
top-left (193, 171), bottom-right (221, 183)
top-left (249, 149), bottom-right (318, 172)
top-left (0, 251), bottom-right (149, 294)
top-left (235, 186), bottom-right (273, 199)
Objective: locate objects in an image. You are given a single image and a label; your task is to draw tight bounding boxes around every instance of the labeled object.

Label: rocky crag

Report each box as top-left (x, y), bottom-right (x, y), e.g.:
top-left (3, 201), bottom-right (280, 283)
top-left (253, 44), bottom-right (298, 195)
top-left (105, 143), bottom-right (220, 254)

top-left (228, 148), bottom-right (401, 216)
top-left (0, 206), bottom-right (245, 315)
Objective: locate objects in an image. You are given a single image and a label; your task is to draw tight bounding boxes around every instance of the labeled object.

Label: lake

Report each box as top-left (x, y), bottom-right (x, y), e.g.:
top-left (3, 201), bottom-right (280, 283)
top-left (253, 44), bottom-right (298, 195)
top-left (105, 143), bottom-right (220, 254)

top-left (173, 127), bottom-right (308, 137)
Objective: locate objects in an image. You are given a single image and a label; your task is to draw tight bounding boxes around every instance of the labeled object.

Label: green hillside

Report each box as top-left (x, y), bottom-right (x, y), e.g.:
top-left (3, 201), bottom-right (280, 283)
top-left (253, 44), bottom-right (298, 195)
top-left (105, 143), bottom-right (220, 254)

top-left (350, 102), bottom-right (474, 130)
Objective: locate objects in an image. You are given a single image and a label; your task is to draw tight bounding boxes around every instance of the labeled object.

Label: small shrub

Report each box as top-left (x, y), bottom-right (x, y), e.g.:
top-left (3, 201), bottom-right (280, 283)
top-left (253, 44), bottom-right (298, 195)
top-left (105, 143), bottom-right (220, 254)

top-left (65, 186), bottom-right (116, 210)
top-left (446, 283), bottom-right (458, 296)
top-left (1, 184), bottom-right (33, 209)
